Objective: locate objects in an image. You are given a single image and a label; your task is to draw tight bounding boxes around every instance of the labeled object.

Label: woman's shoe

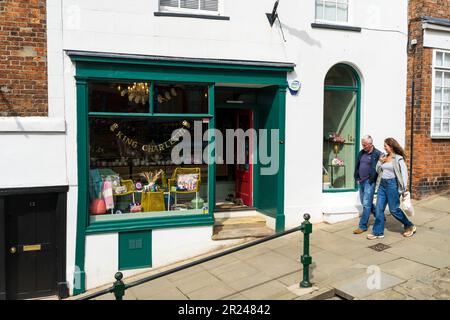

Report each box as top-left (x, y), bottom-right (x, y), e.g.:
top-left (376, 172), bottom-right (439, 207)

top-left (367, 233), bottom-right (385, 240)
top-left (402, 225), bottom-right (417, 237)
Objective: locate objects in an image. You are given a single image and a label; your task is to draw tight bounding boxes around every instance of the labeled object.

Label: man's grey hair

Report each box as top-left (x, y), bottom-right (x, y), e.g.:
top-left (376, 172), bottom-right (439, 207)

top-left (361, 135), bottom-right (373, 144)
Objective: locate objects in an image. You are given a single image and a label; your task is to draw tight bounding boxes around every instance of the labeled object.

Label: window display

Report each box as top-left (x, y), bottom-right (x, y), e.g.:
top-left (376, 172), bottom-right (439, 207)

top-left (88, 81), bottom-right (210, 223)
top-left (322, 65), bottom-right (359, 191)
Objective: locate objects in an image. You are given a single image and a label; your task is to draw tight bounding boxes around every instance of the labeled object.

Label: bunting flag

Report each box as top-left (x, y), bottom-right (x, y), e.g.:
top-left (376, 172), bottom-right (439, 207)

top-left (109, 120), bottom-right (190, 153)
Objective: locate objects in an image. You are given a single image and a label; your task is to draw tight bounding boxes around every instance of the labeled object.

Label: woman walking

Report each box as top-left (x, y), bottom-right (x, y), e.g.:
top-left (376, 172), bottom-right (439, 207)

top-left (367, 138), bottom-right (416, 240)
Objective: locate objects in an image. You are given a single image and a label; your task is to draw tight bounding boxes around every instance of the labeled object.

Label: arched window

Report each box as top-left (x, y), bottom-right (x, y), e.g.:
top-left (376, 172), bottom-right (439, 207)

top-left (322, 64), bottom-right (360, 191)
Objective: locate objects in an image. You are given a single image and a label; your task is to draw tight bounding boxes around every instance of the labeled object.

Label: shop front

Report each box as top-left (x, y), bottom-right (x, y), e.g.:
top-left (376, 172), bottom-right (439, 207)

top-left (69, 51), bottom-right (294, 293)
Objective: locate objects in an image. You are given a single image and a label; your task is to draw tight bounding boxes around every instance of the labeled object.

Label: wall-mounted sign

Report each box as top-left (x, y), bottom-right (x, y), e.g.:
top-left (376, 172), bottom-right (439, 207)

top-left (288, 79), bottom-right (301, 95)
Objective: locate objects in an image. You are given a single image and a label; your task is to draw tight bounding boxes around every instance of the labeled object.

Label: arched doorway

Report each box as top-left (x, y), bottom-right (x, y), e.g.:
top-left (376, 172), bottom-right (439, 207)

top-left (322, 64), bottom-right (361, 191)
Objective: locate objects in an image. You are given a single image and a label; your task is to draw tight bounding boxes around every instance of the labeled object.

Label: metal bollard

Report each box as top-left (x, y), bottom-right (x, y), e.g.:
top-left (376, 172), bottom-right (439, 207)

top-left (111, 272), bottom-right (126, 300)
top-left (299, 213), bottom-right (313, 288)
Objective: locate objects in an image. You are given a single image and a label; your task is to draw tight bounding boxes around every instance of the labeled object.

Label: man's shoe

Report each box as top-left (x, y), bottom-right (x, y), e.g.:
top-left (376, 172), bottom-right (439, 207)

top-left (402, 225), bottom-right (417, 237)
top-left (367, 233), bottom-right (384, 240)
top-left (353, 228), bottom-right (367, 234)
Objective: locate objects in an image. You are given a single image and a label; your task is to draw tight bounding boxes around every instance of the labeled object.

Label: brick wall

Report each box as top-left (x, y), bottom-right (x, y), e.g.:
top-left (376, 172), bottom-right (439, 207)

top-left (0, 0), bottom-right (48, 117)
top-left (406, 0), bottom-right (450, 199)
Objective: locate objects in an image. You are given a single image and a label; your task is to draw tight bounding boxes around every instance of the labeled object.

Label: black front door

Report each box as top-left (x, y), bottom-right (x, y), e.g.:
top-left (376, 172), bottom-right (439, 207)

top-left (5, 193), bottom-right (58, 299)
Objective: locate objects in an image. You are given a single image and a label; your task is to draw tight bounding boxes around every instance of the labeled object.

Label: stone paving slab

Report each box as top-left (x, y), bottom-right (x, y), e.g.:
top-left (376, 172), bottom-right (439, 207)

top-left (225, 272), bottom-right (273, 292)
top-left (379, 258), bottom-right (438, 280)
top-left (186, 282), bottom-right (236, 300)
top-left (361, 288), bottom-right (414, 300)
top-left (244, 251), bottom-right (302, 279)
top-left (385, 243), bottom-right (450, 269)
top-left (170, 271), bottom-right (222, 294)
top-left (331, 271), bottom-right (405, 299)
top-left (238, 280), bottom-right (292, 300)
top-left (392, 279), bottom-right (439, 300)
top-left (416, 194), bottom-right (450, 213)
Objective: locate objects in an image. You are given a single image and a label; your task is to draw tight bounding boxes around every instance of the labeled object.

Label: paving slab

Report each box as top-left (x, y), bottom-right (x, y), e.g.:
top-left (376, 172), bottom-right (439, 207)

top-left (309, 251), bottom-right (356, 276)
top-left (128, 277), bottom-right (177, 299)
top-left (166, 265), bottom-right (206, 282)
top-left (332, 271), bottom-right (405, 299)
top-left (385, 243), bottom-right (450, 269)
top-left (244, 251), bottom-right (302, 279)
top-left (231, 244), bottom-right (271, 261)
top-left (399, 229), bottom-right (450, 252)
top-left (201, 255), bottom-right (241, 271)
top-left (392, 279), bottom-right (439, 300)
top-left (223, 293), bottom-right (249, 300)
top-left (416, 195), bottom-right (450, 213)
top-left (186, 282), bottom-right (236, 300)
top-left (226, 272), bottom-right (273, 292)
top-left (239, 280), bottom-right (293, 300)
top-left (209, 261), bottom-right (261, 283)
top-left (361, 288), bottom-right (414, 300)
top-left (408, 207), bottom-right (447, 226)
top-left (379, 258), bottom-right (438, 280)
top-left (171, 271), bottom-right (222, 294)
top-left (349, 249), bottom-right (400, 266)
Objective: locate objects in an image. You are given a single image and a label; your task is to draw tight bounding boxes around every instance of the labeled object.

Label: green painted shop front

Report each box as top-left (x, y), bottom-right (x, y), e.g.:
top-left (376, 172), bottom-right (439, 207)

top-left (69, 51), bottom-right (294, 294)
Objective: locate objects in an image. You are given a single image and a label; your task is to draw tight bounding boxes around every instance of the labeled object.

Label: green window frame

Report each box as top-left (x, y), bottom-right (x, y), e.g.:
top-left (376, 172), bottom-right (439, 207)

top-left (322, 63), bottom-right (361, 193)
top-left (82, 80), bottom-right (216, 234)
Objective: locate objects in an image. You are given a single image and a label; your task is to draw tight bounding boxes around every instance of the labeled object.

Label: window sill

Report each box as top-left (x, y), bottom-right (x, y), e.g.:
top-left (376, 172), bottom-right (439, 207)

top-left (431, 135), bottom-right (450, 139)
top-left (86, 212), bottom-right (214, 234)
top-left (323, 188), bottom-right (358, 193)
top-left (311, 23), bottom-right (361, 32)
top-left (154, 12), bottom-right (230, 20)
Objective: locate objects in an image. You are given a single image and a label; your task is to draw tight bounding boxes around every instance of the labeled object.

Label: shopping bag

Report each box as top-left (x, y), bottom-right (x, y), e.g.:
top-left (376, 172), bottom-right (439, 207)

top-left (400, 192), bottom-right (415, 217)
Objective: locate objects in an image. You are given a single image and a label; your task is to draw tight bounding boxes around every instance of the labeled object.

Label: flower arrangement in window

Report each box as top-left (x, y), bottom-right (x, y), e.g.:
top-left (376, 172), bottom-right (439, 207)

top-left (328, 132), bottom-right (345, 143)
top-left (328, 132), bottom-right (346, 156)
top-left (331, 157), bottom-right (344, 167)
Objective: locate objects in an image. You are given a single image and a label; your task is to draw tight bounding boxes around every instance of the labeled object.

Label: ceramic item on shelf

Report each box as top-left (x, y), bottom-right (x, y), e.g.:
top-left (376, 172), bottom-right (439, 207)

top-left (190, 197), bottom-right (204, 209)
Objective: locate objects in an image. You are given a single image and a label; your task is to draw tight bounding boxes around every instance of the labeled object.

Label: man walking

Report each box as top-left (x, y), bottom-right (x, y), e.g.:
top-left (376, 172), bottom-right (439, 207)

top-left (353, 135), bottom-right (382, 234)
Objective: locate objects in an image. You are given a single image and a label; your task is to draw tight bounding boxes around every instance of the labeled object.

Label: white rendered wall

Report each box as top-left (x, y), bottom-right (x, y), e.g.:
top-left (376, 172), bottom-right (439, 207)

top-left (82, 227), bottom-right (241, 291)
top-left (48, 0), bottom-right (409, 291)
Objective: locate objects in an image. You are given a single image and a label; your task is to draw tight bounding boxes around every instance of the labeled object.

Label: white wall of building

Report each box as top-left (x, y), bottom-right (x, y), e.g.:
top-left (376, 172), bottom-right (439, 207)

top-left (0, 0), bottom-right (409, 294)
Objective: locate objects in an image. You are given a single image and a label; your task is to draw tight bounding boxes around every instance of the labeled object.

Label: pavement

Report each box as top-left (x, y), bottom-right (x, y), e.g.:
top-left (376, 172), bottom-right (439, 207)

top-left (74, 192), bottom-right (450, 300)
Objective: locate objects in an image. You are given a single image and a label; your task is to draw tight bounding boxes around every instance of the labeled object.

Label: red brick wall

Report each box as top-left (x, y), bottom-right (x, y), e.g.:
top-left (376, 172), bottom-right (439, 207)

top-left (406, 0), bottom-right (450, 199)
top-left (0, 0), bottom-right (48, 117)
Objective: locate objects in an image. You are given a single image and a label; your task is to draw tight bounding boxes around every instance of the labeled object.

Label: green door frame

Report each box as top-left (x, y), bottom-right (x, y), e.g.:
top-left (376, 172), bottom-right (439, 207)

top-left (70, 53), bottom-right (293, 294)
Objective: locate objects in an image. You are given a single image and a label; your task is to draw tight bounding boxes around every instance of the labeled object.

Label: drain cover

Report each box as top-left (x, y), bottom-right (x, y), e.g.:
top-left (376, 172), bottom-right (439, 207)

top-left (368, 243), bottom-right (391, 252)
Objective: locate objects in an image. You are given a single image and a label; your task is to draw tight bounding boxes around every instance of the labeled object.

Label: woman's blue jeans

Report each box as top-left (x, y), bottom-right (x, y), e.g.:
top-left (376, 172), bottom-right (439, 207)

top-left (373, 178), bottom-right (414, 236)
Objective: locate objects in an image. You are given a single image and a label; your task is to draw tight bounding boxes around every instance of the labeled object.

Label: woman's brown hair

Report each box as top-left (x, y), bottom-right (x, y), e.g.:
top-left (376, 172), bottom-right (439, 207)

top-left (384, 138), bottom-right (406, 160)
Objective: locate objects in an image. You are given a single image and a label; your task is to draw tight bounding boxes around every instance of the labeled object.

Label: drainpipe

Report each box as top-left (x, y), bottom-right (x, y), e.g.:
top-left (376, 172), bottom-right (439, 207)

top-left (408, 27), bottom-right (418, 195)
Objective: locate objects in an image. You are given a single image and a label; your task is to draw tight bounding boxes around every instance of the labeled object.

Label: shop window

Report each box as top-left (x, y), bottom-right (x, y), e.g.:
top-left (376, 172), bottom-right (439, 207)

top-left (315, 0), bottom-right (349, 23)
top-left (88, 113), bottom-right (209, 223)
top-left (432, 50), bottom-right (450, 138)
top-left (153, 83), bottom-right (209, 114)
top-left (322, 64), bottom-right (359, 191)
top-left (89, 81), bottom-right (150, 113)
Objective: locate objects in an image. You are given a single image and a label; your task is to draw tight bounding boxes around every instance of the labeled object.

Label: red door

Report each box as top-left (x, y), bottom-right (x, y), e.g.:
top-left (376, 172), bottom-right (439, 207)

top-left (235, 110), bottom-right (253, 206)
